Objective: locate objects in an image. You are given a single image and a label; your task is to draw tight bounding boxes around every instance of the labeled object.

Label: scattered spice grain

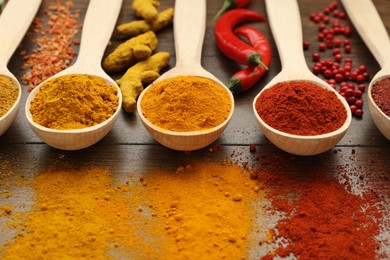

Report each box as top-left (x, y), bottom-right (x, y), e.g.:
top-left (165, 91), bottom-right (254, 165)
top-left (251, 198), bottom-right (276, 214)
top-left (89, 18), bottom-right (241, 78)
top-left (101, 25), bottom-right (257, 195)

top-left (21, 0), bottom-right (81, 91)
top-left (0, 205), bottom-right (12, 216)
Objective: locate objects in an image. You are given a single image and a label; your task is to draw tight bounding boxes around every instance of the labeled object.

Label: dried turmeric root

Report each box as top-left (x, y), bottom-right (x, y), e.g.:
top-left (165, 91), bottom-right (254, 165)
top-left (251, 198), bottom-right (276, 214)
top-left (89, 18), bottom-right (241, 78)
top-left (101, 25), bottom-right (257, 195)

top-left (116, 7), bottom-right (174, 38)
top-left (103, 31), bottom-right (158, 73)
top-left (116, 52), bottom-right (170, 113)
top-left (132, 0), bottom-right (160, 22)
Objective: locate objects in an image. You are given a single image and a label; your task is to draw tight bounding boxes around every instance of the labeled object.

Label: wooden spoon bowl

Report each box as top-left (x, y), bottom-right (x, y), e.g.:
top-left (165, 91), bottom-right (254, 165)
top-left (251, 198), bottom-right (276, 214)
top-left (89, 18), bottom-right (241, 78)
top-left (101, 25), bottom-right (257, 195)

top-left (25, 0), bottom-right (123, 150)
top-left (252, 0), bottom-right (352, 156)
top-left (341, 0), bottom-right (390, 140)
top-left (137, 0), bottom-right (234, 151)
top-left (0, 0), bottom-right (42, 136)
top-left (367, 73), bottom-right (390, 140)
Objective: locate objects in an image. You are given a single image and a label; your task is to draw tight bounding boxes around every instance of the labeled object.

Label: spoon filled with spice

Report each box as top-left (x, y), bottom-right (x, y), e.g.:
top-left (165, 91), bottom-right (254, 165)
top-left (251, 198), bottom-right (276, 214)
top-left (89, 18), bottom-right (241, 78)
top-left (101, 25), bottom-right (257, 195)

top-left (25, 0), bottom-right (123, 150)
top-left (253, 0), bottom-right (352, 156)
top-left (341, 0), bottom-right (390, 140)
top-left (0, 0), bottom-right (42, 136)
top-left (136, 0), bottom-right (234, 151)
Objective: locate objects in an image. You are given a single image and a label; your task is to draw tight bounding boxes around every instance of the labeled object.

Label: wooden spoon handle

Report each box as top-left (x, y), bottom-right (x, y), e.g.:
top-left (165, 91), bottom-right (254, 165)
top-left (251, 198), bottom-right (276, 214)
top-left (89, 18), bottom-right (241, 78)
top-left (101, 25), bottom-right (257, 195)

top-left (341, 0), bottom-right (390, 69)
top-left (265, 0), bottom-right (308, 75)
top-left (173, 0), bottom-right (206, 68)
top-left (76, 0), bottom-right (123, 69)
top-left (0, 0), bottom-right (42, 67)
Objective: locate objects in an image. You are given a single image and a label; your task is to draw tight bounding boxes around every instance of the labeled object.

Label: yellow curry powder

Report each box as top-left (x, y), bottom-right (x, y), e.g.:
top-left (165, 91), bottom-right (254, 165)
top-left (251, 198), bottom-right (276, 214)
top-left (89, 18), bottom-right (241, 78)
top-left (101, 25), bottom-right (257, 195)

top-left (0, 160), bottom-right (263, 259)
top-left (0, 75), bottom-right (19, 117)
top-left (29, 74), bottom-right (119, 130)
top-left (140, 75), bottom-right (232, 132)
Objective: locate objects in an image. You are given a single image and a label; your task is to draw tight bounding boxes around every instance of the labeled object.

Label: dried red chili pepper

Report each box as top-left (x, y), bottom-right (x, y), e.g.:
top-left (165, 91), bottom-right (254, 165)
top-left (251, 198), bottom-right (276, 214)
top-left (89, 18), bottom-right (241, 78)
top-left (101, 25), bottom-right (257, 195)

top-left (228, 26), bottom-right (272, 94)
top-left (214, 9), bottom-right (268, 68)
top-left (213, 0), bottom-right (251, 21)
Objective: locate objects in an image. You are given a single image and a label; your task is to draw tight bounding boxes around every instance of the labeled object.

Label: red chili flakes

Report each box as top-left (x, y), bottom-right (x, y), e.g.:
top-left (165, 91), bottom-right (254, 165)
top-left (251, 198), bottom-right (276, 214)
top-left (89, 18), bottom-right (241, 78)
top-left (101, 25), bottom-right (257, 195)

top-left (21, 0), bottom-right (81, 91)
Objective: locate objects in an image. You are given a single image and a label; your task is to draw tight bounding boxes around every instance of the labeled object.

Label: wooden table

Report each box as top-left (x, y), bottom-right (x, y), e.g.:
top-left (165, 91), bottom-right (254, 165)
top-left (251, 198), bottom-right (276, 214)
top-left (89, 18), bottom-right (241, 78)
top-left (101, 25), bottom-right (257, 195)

top-left (1, 0), bottom-right (389, 258)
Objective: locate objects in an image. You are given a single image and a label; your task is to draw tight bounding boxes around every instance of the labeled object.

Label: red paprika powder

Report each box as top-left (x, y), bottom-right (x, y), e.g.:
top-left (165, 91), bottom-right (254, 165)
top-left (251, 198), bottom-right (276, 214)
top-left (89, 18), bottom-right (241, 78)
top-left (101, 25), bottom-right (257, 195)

top-left (248, 149), bottom-right (386, 260)
top-left (371, 77), bottom-right (390, 117)
top-left (255, 81), bottom-right (347, 135)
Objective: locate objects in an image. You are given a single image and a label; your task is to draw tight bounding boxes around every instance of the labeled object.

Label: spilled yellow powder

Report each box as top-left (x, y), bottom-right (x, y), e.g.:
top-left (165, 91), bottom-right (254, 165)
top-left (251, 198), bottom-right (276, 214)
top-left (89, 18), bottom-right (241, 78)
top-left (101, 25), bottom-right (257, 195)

top-left (1, 167), bottom-right (157, 259)
top-left (143, 161), bottom-right (262, 259)
top-left (0, 206), bottom-right (12, 216)
top-left (1, 160), bottom-right (265, 259)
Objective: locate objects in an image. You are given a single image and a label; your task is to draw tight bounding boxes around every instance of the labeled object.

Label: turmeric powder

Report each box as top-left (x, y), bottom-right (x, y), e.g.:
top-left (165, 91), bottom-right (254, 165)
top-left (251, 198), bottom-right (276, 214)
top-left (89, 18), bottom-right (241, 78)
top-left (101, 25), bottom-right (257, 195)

top-left (116, 52), bottom-right (170, 113)
top-left (116, 8), bottom-right (174, 37)
top-left (141, 161), bottom-right (262, 259)
top-left (132, 0), bottom-right (160, 22)
top-left (103, 31), bottom-right (158, 73)
top-left (0, 205), bottom-right (12, 216)
top-left (29, 74), bottom-right (119, 130)
top-left (140, 75), bottom-right (232, 132)
top-left (0, 157), bottom-right (266, 259)
top-left (0, 75), bottom-right (19, 117)
top-left (1, 166), bottom-right (160, 259)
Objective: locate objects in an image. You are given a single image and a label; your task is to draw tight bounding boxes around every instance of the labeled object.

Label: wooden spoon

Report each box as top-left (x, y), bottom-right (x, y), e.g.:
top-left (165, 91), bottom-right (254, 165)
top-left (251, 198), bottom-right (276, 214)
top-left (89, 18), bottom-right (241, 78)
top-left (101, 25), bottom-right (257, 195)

top-left (341, 0), bottom-right (390, 140)
top-left (25, 0), bottom-right (123, 150)
top-left (0, 0), bottom-right (42, 136)
top-left (252, 0), bottom-right (352, 156)
top-left (137, 0), bottom-right (234, 151)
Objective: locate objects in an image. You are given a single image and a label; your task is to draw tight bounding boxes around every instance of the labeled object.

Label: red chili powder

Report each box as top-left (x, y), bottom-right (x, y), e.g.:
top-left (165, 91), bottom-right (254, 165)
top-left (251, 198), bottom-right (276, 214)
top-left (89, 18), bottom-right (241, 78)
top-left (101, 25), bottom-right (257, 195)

top-left (371, 77), bottom-right (390, 117)
top-left (255, 81), bottom-right (347, 135)
top-left (249, 150), bottom-right (386, 259)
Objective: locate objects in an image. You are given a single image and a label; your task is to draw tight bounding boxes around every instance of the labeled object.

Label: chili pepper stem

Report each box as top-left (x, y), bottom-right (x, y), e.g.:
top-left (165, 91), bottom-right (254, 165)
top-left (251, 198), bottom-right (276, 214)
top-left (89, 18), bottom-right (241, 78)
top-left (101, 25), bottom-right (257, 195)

top-left (213, 0), bottom-right (235, 22)
top-left (0, 0), bottom-right (5, 14)
top-left (248, 53), bottom-right (269, 69)
top-left (227, 76), bottom-right (243, 94)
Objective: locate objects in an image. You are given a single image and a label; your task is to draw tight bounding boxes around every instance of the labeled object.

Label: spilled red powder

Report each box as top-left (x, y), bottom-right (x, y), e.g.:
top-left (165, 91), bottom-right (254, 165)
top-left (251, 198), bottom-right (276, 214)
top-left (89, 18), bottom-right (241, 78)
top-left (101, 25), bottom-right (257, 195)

top-left (245, 149), bottom-right (386, 259)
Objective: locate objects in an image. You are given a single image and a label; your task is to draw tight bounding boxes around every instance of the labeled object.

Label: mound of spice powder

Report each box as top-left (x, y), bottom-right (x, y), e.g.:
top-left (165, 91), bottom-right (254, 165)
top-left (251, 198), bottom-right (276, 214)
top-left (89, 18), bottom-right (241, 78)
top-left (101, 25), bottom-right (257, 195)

top-left (255, 81), bottom-right (347, 135)
top-left (0, 75), bottom-right (19, 117)
top-left (140, 75), bottom-right (232, 132)
top-left (29, 74), bottom-right (119, 130)
top-left (371, 77), bottom-right (390, 117)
